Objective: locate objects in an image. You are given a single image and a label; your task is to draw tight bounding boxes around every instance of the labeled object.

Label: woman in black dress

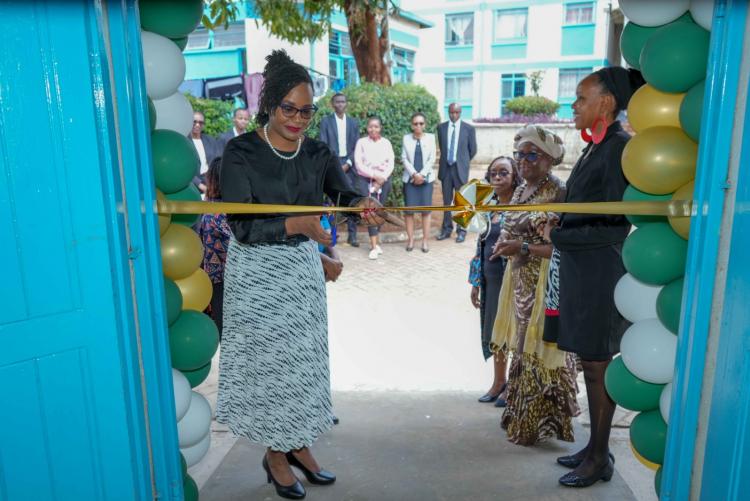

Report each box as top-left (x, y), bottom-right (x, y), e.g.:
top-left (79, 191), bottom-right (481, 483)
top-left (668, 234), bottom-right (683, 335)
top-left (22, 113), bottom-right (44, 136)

top-left (469, 157), bottom-right (519, 406)
top-left (218, 50), bottom-right (383, 500)
top-left (548, 67), bottom-right (644, 487)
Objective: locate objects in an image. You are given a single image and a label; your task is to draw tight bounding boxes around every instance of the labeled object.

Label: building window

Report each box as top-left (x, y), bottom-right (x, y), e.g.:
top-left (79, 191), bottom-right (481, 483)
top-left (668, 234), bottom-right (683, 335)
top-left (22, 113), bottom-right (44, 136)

top-left (445, 74), bottom-right (473, 102)
top-left (558, 67), bottom-right (592, 98)
top-left (212, 22), bottom-right (246, 48)
top-left (565, 2), bottom-right (594, 25)
top-left (494, 8), bottom-right (528, 41)
top-left (445, 13), bottom-right (474, 46)
top-left (501, 73), bottom-right (526, 114)
top-left (392, 47), bottom-right (415, 84)
top-left (186, 28), bottom-right (211, 50)
top-left (329, 30), bottom-right (358, 87)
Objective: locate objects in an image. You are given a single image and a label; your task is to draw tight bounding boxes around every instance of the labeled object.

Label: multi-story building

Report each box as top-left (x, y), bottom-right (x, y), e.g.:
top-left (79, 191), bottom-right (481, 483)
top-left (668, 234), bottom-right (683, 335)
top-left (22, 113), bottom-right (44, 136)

top-left (180, 1), bottom-right (622, 121)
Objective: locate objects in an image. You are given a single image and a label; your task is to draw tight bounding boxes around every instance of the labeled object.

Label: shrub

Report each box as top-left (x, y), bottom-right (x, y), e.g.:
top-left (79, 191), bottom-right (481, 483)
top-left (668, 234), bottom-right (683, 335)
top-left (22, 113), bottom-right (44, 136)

top-left (504, 96), bottom-right (560, 116)
top-left (184, 94), bottom-right (257, 137)
top-left (307, 82), bottom-right (441, 207)
top-left (474, 113), bottom-right (571, 124)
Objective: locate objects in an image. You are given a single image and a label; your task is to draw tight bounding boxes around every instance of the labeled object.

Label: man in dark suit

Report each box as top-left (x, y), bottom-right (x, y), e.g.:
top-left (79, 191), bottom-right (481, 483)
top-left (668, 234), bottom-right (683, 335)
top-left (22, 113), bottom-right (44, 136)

top-left (319, 93), bottom-right (362, 247)
top-left (190, 111), bottom-right (223, 194)
top-left (217, 108), bottom-right (251, 150)
top-left (436, 103), bottom-right (477, 242)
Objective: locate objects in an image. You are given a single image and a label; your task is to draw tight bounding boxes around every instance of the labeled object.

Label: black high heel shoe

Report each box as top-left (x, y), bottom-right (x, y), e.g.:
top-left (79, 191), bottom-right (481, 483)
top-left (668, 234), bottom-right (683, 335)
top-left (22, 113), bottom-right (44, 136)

top-left (286, 452), bottom-right (337, 485)
top-left (558, 458), bottom-right (614, 488)
top-left (262, 455), bottom-right (306, 499)
top-left (557, 451), bottom-right (615, 469)
top-left (478, 383), bottom-right (507, 403)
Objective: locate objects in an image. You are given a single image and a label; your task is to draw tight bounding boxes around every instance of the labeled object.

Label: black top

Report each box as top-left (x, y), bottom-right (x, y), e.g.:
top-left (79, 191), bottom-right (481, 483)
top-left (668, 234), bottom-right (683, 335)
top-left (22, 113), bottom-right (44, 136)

top-left (549, 121), bottom-right (632, 359)
top-left (220, 131), bottom-right (361, 245)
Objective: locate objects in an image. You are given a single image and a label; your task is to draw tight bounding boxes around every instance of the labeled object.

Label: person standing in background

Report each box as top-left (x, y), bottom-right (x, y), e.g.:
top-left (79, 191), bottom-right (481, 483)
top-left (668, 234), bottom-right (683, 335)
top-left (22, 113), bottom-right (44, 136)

top-left (190, 110), bottom-right (222, 195)
top-left (436, 103), bottom-right (477, 243)
top-left (218, 108), bottom-right (251, 149)
top-left (401, 112), bottom-right (436, 253)
top-left (319, 93), bottom-right (362, 247)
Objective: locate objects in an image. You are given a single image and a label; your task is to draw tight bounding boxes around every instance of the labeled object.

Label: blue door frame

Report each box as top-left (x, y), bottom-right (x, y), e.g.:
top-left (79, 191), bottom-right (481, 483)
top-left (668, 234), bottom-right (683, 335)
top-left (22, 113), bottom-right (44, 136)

top-left (0, 1), bottom-right (180, 499)
top-left (662, 1), bottom-right (750, 500)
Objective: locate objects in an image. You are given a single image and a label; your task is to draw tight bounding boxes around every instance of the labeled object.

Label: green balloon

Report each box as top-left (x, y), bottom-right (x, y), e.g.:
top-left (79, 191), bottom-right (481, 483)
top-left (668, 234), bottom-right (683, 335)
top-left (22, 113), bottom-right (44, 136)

top-left (152, 129), bottom-right (199, 194)
top-left (181, 362), bottom-right (211, 388)
top-left (623, 223), bottom-right (688, 285)
top-left (169, 310), bottom-right (219, 371)
top-left (657, 277), bottom-right (684, 335)
top-left (171, 36), bottom-right (189, 51)
top-left (148, 97), bottom-right (156, 132)
top-left (140, 0), bottom-right (204, 39)
top-left (163, 277), bottom-right (183, 326)
top-left (620, 22), bottom-right (658, 71)
top-left (183, 473), bottom-right (199, 501)
top-left (630, 409), bottom-right (668, 465)
top-left (680, 80), bottom-right (706, 142)
top-left (655, 466), bottom-right (663, 498)
top-left (605, 357), bottom-right (664, 411)
top-left (180, 452), bottom-right (187, 478)
top-left (623, 185), bottom-right (672, 227)
top-left (165, 183), bottom-right (201, 227)
top-left (641, 21), bottom-right (711, 93)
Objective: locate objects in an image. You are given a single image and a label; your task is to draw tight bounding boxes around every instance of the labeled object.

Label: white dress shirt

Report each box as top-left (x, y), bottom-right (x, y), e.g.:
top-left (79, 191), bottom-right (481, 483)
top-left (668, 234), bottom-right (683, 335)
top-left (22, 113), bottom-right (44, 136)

top-left (401, 132), bottom-right (436, 183)
top-left (335, 114), bottom-right (348, 159)
top-left (192, 137), bottom-right (208, 174)
top-left (447, 119), bottom-right (461, 164)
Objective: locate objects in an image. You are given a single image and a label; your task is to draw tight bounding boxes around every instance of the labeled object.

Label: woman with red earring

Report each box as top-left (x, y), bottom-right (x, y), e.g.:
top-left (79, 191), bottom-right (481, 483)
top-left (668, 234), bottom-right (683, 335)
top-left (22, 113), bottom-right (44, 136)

top-left (546, 67), bottom-right (645, 488)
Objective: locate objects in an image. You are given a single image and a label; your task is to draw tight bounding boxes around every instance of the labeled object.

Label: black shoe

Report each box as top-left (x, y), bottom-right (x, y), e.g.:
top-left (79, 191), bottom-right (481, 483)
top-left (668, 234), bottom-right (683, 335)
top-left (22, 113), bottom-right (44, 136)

top-left (455, 232), bottom-right (466, 243)
top-left (436, 230), bottom-right (451, 241)
top-left (478, 393), bottom-right (500, 403)
top-left (494, 397), bottom-right (507, 408)
top-left (286, 452), bottom-right (336, 486)
top-left (347, 237), bottom-right (360, 248)
top-left (262, 456), bottom-right (306, 499)
top-left (332, 415), bottom-right (340, 425)
top-left (557, 451), bottom-right (615, 469)
top-left (558, 459), bottom-right (614, 488)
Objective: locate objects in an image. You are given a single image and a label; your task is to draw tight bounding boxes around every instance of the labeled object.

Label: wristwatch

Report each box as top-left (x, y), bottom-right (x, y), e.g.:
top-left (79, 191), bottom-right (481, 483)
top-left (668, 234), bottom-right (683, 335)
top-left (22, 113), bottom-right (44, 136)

top-left (520, 241), bottom-right (530, 256)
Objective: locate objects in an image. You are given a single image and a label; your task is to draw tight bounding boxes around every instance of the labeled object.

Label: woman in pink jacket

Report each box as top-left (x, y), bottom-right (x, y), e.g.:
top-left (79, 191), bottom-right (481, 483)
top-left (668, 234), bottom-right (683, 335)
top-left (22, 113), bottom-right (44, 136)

top-left (354, 116), bottom-right (395, 260)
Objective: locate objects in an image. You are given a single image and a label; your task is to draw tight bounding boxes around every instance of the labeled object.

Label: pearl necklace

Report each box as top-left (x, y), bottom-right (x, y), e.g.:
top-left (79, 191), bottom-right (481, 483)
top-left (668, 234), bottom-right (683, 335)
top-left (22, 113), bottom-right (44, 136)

top-left (263, 123), bottom-right (302, 160)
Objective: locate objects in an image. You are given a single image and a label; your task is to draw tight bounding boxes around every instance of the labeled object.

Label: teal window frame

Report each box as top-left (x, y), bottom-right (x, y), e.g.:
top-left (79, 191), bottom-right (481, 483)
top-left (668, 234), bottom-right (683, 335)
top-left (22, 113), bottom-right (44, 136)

top-left (562, 1), bottom-right (595, 26)
top-left (445, 73), bottom-right (473, 118)
top-left (329, 30), bottom-right (359, 87)
top-left (445, 12), bottom-right (474, 47)
top-left (392, 46), bottom-right (416, 84)
top-left (185, 22), bottom-right (245, 51)
top-left (493, 8), bottom-right (528, 42)
top-left (500, 73), bottom-right (526, 115)
top-left (557, 67), bottom-right (591, 118)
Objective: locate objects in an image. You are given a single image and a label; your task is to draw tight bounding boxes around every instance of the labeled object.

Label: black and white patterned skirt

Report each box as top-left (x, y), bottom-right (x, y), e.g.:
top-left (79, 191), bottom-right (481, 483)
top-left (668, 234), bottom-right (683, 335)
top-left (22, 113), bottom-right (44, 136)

top-left (216, 238), bottom-right (333, 451)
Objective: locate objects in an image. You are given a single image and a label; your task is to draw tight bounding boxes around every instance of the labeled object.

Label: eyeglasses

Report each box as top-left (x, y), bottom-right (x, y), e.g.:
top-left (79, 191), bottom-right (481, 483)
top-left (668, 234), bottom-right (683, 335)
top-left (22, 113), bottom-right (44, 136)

top-left (412, 122), bottom-right (425, 126)
top-left (489, 170), bottom-right (510, 178)
top-left (193, 120), bottom-right (205, 125)
top-left (278, 103), bottom-right (318, 120)
top-left (513, 150), bottom-right (541, 162)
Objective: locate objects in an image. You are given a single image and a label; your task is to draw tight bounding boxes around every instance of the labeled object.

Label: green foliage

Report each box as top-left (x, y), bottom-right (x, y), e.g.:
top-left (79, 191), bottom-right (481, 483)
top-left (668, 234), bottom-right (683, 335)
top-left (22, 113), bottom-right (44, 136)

top-left (203, 0), bottom-right (242, 30)
top-left (308, 83), bottom-right (440, 206)
top-left (504, 95), bottom-right (560, 116)
top-left (251, 0), bottom-right (342, 44)
top-left (184, 94), bottom-right (257, 137)
top-left (527, 70), bottom-right (545, 96)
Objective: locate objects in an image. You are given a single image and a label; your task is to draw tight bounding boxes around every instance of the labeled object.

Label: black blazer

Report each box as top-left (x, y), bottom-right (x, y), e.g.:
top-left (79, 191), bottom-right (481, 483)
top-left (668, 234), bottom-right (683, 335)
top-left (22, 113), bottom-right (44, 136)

top-left (436, 120), bottom-right (477, 184)
top-left (217, 129), bottom-right (236, 151)
top-left (319, 114), bottom-right (359, 160)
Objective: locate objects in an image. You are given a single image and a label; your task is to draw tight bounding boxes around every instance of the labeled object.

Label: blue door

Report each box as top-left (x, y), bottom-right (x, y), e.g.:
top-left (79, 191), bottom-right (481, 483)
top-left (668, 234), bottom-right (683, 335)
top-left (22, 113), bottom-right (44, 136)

top-left (0, 1), bottom-right (179, 499)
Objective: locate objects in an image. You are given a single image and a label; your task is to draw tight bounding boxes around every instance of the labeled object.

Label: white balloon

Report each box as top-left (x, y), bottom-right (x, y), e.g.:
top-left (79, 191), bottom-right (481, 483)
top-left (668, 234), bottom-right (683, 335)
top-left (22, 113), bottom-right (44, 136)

top-left (141, 31), bottom-right (186, 100)
top-left (172, 369), bottom-right (191, 422)
top-left (660, 382), bottom-right (673, 424)
top-left (620, 0), bottom-right (690, 27)
top-left (177, 391), bottom-right (212, 448)
top-left (620, 318), bottom-right (677, 384)
top-left (153, 92), bottom-right (194, 136)
top-left (690, 0), bottom-right (715, 31)
top-left (181, 430), bottom-right (211, 468)
top-left (614, 273), bottom-right (663, 323)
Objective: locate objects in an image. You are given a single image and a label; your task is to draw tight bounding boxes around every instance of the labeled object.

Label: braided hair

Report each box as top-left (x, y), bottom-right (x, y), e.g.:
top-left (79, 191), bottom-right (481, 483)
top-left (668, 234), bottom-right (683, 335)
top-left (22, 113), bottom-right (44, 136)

top-left (256, 50), bottom-right (313, 126)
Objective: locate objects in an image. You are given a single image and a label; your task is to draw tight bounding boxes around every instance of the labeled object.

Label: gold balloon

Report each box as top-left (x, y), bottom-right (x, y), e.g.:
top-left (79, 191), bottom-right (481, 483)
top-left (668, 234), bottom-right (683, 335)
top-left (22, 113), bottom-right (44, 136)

top-left (630, 441), bottom-right (660, 472)
top-left (175, 268), bottom-right (212, 312)
top-left (669, 180), bottom-right (694, 239)
top-left (161, 224), bottom-right (203, 280)
top-left (622, 126), bottom-right (698, 195)
top-left (156, 189), bottom-right (171, 236)
top-left (627, 85), bottom-right (685, 133)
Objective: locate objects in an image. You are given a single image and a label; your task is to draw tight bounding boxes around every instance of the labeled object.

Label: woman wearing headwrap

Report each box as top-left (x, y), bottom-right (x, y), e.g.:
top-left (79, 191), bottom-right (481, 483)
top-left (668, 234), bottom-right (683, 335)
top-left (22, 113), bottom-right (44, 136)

top-left (547, 67), bottom-right (645, 488)
top-left (489, 125), bottom-right (579, 446)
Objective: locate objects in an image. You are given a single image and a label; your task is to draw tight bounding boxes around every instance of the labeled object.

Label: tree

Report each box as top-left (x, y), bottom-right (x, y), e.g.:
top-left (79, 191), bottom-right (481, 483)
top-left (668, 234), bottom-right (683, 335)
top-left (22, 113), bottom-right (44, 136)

top-left (527, 70), bottom-right (545, 97)
top-left (210, 0), bottom-right (393, 85)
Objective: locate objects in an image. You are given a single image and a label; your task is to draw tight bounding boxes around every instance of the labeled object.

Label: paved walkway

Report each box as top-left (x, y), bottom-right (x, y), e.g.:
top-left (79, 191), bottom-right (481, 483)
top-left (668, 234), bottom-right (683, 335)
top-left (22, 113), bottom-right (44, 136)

top-left (192, 229), bottom-right (656, 501)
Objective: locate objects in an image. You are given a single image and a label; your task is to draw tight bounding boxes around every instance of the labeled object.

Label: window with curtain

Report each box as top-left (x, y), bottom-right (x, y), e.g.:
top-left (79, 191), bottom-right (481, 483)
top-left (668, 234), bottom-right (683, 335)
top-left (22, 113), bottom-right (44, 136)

top-left (186, 28), bottom-right (211, 50)
top-left (392, 47), bottom-right (415, 84)
top-left (445, 13), bottom-right (474, 46)
top-left (212, 23), bottom-right (246, 48)
top-left (494, 8), bottom-right (528, 41)
top-left (558, 67), bottom-right (592, 98)
top-left (445, 74), bottom-right (473, 102)
top-left (565, 2), bottom-right (594, 25)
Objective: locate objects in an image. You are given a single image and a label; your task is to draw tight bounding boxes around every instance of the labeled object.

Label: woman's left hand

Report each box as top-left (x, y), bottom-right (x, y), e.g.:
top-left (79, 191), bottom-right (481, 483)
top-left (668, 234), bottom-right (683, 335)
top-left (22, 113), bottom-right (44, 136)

top-left (490, 240), bottom-right (521, 260)
top-left (355, 197), bottom-right (386, 226)
top-left (321, 254), bottom-right (343, 282)
top-left (541, 216), bottom-right (559, 243)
